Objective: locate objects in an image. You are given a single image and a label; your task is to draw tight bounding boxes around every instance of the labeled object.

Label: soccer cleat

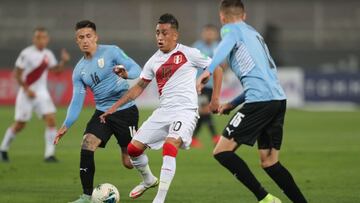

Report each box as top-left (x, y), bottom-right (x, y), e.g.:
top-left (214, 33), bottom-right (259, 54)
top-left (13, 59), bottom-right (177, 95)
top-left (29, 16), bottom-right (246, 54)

top-left (44, 156), bottom-right (59, 163)
top-left (129, 177), bottom-right (159, 199)
top-left (259, 194), bottom-right (282, 203)
top-left (68, 194), bottom-right (91, 203)
top-left (0, 151), bottom-right (9, 162)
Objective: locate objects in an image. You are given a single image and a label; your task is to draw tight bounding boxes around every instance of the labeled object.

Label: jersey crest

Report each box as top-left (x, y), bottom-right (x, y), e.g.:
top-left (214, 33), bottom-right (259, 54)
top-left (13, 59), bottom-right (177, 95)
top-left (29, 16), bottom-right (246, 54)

top-left (173, 54), bottom-right (183, 65)
top-left (97, 58), bottom-right (105, 68)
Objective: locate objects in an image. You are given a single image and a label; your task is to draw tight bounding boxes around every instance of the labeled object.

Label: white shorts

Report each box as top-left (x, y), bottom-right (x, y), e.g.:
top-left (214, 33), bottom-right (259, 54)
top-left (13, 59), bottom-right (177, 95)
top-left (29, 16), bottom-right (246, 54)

top-left (133, 108), bottom-right (199, 150)
top-left (14, 89), bottom-right (56, 122)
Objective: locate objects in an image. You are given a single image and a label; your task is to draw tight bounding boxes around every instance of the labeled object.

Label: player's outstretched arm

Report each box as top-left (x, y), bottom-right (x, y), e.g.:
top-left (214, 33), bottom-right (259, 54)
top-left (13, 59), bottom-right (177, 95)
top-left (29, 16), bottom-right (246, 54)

top-left (50, 49), bottom-right (70, 73)
top-left (206, 27), bottom-right (236, 74)
top-left (99, 79), bottom-right (150, 123)
top-left (209, 66), bottom-right (224, 113)
top-left (55, 73), bottom-right (86, 144)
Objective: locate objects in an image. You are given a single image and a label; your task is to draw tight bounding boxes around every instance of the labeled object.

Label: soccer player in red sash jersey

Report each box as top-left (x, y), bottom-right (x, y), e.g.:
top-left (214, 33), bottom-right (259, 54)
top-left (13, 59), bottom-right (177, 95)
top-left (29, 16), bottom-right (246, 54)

top-left (0, 27), bottom-right (69, 162)
top-left (100, 14), bottom-right (222, 203)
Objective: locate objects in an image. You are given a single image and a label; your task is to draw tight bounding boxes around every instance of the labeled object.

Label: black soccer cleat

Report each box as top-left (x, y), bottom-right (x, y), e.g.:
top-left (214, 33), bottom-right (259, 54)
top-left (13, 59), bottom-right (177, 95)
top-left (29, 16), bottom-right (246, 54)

top-left (0, 151), bottom-right (9, 162)
top-left (44, 156), bottom-right (59, 163)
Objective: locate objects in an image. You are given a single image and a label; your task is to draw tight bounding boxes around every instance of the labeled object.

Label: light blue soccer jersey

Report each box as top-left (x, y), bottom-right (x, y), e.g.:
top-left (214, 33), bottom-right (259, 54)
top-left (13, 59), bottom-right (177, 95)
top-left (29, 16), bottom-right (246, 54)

top-left (207, 21), bottom-right (286, 103)
top-left (193, 40), bottom-right (219, 88)
top-left (63, 44), bottom-right (141, 128)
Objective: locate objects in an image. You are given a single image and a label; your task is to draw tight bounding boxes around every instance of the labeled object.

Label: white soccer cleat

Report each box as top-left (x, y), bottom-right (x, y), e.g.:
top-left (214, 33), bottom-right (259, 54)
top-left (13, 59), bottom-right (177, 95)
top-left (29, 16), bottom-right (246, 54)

top-left (129, 177), bottom-right (159, 199)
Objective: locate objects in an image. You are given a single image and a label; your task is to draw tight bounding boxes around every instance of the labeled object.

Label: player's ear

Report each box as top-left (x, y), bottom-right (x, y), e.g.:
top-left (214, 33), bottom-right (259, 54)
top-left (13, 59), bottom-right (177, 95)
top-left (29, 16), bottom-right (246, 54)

top-left (242, 12), bottom-right (247, 20)
top-left (219, 11), bottom-right (226, 25)
top-left (173, 30), bottom-right (179, 41)
top-left (94, 33), bottom-right (99, 43)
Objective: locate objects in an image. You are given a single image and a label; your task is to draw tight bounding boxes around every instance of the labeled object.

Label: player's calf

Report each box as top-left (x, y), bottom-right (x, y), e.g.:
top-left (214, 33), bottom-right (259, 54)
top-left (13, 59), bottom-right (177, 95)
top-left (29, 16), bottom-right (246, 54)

top-left (128, 142), bottom-right (157, 199)
top-left (263, 162), bottom-right (307, 203)
top-left (153, 142), bottom-right (179, 203)
top-left (120, 147), bottom-right (133, 169)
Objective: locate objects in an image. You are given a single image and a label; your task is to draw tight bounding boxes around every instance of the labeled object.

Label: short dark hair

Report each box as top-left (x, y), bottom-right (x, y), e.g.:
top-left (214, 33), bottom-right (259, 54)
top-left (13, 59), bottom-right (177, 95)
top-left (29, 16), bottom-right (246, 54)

top-left (33, 26), bottom-right (47, 33)
top-left (75, 20), bottom-right (96, 31)
top-left (158, 13), bottom-right (179, 30)
top-left (220, 0), bottom-right (245, 16)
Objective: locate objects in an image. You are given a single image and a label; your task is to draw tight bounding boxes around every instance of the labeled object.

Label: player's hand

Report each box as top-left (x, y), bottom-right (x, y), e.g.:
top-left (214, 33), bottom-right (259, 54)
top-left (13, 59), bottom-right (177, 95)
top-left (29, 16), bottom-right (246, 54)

top-left (99, 106), bottom-right (116, 124)
top-left (196, 70), bottom-right (210, 94)
top-left (209, 99), bottom-right (220, 114)
top-left (54, 126), bottom-right (68, 145)
top-left (24, 87), bottom-right (36, 99)
top-left (60, 48), bottom-right (70, 62)
top-left (219, 103), bottom-right (235, 115)
top-left (113, 65), bottom-right (128, 79)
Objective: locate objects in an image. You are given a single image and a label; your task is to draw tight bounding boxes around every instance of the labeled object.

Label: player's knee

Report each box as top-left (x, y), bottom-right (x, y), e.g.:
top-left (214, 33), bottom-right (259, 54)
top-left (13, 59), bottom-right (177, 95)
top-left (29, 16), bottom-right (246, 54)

top-left (44, 114), bottom-right (56, 127)
top-left (213, 146), bottom-right (228, 156)
top-left (162, 143), bottom-right (178, 157)
top-left (127, 143), bottom-right (144, 157)
top-left (81, 134), bottom-right (100, 151)
top-left (260, 158), bottom-right (278, 168)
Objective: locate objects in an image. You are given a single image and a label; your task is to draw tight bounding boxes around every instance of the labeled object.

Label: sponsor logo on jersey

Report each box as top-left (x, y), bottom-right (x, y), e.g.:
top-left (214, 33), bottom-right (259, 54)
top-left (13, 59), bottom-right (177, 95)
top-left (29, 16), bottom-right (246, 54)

top-left (173, 55), bottom-right (182, 65)
top-left (97, 58), bottom-right (105, 68)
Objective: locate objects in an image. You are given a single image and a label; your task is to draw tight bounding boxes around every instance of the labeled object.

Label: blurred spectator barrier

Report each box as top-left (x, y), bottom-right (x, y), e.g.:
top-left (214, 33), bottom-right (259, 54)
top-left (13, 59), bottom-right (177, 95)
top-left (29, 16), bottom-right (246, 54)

top-left (0, 68), bottom-right (359, 107)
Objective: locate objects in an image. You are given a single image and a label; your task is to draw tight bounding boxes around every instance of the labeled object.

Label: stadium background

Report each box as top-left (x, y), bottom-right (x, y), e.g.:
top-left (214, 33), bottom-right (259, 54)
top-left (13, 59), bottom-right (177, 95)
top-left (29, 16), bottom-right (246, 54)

top-left (0, 0), bottom-right (359, 202)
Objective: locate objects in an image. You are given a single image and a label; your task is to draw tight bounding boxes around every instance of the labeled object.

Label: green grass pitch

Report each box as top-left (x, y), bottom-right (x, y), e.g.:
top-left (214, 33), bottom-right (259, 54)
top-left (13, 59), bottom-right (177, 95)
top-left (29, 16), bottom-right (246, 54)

top-left (0, 106), bottom-right (359, 202)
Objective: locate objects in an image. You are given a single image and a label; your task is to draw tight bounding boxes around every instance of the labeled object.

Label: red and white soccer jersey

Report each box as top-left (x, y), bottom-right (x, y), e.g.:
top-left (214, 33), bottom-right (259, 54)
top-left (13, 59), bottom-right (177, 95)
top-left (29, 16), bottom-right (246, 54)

top-left (140, 43), bottom-right (211, 111)
top-left (14, 45), bottom-right (58, 121)
top-left (134, 44), bottom-right (212, 149)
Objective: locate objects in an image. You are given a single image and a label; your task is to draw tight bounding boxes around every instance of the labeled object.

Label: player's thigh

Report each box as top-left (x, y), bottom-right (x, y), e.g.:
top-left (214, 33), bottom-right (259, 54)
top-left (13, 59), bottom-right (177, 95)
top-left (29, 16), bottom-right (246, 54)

top-left (14, 91), bottom-right (33, 122)
top-left (168, 109), bottom-right (199, 149)
top-left (84, 110), bottom-right (114, 148)
top-left (34, 92), bottom-right (56, 118)
top-left (257, 100), bottom-right (286, 151)
top-left (133, 111), bottom-right (169, 150)
top-left (222, 101), bottom-right (279, 147)
top-left (108, 105), bottom-right (139, 148)
top-left (82, 133), bottom-right (102, 151)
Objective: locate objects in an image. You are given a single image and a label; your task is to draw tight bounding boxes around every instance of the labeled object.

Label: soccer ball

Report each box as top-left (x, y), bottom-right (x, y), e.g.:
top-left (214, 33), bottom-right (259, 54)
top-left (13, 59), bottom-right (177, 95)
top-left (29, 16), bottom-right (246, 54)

top-left (91, 183), bottom-right (120, 203)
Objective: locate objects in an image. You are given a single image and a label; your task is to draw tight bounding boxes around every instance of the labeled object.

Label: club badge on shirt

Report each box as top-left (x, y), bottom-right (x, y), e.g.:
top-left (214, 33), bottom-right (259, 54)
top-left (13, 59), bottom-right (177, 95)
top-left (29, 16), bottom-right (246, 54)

top-left (174, 55), bottom-right (182, 65)
top-left (97, 58), bottom-right (105, 68)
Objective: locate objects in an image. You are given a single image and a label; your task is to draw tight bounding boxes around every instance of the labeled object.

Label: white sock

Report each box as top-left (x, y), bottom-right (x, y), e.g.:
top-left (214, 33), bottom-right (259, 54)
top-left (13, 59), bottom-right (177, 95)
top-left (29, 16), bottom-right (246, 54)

top-left (44, 127), bottom-right (56, 158)
top-left (153, 156), bottom-right (176, 203)
top-left (0, 127), bottom-right (16, 151)
top-left (131, 154), bottom-right (156, 185)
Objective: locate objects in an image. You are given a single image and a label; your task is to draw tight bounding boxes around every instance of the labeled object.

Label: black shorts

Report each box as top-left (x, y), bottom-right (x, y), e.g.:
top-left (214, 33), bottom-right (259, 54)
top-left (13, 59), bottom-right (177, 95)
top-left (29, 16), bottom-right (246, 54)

top-left (222, 100), bottom-right (286, 150)
top-left (84, 105), bottom-right (139, 148)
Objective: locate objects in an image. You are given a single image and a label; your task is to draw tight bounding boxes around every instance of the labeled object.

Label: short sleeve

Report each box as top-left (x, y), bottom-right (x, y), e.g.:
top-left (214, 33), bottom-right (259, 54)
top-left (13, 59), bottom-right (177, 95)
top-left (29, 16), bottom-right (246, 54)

top-left (187, 47), bottom-right (212, 70)
top-left (139, 57), bottom-right (155, 81)
top-left (15, 50), bottom-right (27, 69)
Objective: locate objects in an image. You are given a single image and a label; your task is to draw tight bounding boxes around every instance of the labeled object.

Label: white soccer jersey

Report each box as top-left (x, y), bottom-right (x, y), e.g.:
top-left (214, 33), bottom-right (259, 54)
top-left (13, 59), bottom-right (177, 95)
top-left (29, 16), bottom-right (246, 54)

top-left (140, 43), bottom-right (211, 111)
top-left (15, 45), bottom-right (57, 91)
